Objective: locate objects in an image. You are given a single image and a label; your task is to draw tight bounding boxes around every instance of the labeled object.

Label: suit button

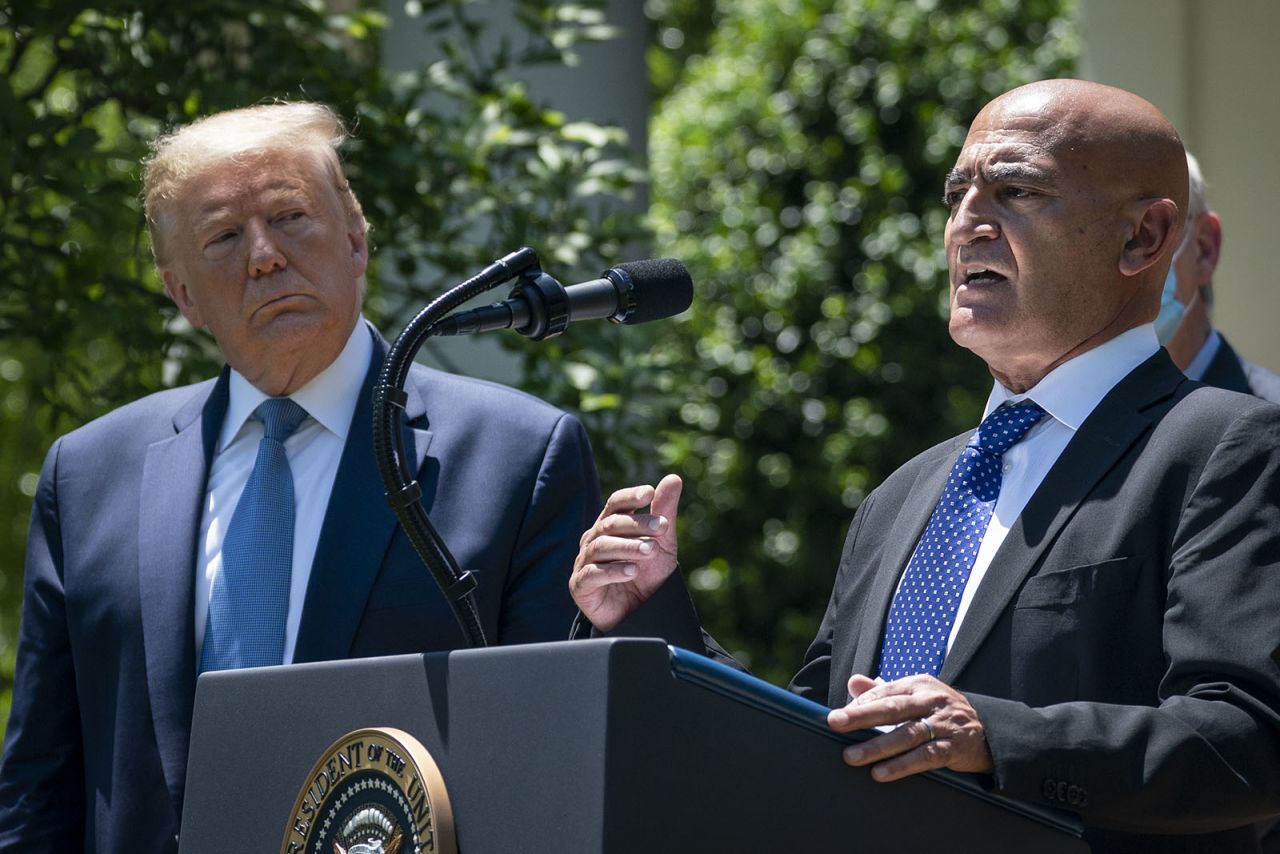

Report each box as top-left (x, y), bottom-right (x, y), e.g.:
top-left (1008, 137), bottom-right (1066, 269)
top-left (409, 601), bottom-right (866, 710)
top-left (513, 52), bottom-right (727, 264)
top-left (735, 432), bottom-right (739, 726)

top-left (1067, 785), bottom-right (1081, 805)
top-left (1042, 778), bottom-right (1059, 801)
top-left (1056, 781), bottom-right (1069, 802)
top-left (1077, 789), bottom-right (1089, 808)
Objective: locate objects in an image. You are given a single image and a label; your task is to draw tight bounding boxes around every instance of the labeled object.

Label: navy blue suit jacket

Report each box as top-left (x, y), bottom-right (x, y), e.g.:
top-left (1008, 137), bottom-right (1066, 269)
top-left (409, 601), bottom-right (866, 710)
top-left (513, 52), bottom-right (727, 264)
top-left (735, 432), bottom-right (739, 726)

top-left (0, 330), bottom-right (601, 852)
top-left (1200, 334), bottom-right (1280, 405)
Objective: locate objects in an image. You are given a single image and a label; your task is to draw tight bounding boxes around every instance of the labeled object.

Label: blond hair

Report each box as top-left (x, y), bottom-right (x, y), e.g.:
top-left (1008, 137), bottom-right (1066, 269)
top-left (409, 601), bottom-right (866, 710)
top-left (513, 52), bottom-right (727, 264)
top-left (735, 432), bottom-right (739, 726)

top-left (142, 102), bottom-right (365, 264)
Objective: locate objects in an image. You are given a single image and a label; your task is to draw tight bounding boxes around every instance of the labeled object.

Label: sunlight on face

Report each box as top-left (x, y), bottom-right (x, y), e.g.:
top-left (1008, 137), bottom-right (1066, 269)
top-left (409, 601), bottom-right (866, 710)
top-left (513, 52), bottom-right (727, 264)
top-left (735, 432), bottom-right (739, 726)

top-left (943, 98), bottom-right (1130, 387)
top-left (160, 149), bottom-right (367, 395)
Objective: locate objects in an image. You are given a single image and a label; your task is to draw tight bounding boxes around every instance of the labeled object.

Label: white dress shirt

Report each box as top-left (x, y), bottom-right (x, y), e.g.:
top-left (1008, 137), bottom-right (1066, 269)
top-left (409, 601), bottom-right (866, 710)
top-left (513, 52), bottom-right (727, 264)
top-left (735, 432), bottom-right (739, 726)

top-left (194, 320), bottom-right (372, 664)
top-left (1182, 327), bottom-right (1222, 381)
top-left (941, 324), bottom-right (1160, 650)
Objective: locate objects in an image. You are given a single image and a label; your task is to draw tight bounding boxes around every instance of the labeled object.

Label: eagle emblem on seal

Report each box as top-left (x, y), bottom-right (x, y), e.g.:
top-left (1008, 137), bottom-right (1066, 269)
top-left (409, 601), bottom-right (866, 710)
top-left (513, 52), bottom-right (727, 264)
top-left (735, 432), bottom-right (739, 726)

top-left (333, 805), bottom-right (404, 854)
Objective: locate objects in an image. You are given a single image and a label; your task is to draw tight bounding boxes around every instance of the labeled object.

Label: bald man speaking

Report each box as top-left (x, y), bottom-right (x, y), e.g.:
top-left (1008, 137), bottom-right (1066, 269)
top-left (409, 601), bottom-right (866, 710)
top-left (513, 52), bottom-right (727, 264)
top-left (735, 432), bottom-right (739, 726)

top-left (570, 80), bottom-right (1280, 852)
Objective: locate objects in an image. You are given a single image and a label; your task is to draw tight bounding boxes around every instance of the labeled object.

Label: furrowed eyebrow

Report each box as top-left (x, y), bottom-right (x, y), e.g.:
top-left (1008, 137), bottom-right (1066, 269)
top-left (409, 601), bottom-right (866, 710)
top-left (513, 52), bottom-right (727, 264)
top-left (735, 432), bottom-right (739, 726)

top-left (945, 163), bottom-right (1053, 191)
top-left (981, 162), bottom-right (1052, 184)
top-left (192, 186), bottom-right (311, 233)
top-left (943, 169), bottom-right (970, 190)
top-left (192, 207), bottom-right (236, 234)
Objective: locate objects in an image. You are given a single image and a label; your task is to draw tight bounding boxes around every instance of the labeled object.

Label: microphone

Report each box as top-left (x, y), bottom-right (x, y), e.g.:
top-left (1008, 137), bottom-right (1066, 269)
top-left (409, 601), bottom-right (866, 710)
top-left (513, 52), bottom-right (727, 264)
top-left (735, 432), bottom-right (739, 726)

top-left (432, 258), bottom-right (693, 340)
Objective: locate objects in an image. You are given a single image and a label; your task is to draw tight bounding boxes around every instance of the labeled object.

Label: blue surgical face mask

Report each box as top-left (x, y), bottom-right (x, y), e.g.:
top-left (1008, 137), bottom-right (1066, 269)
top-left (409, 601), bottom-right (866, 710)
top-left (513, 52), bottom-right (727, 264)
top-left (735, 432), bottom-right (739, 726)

top-left (1154, 230), bottom-right (1193, 345)
top-left (1154, 266), bottom-right (1184, 345)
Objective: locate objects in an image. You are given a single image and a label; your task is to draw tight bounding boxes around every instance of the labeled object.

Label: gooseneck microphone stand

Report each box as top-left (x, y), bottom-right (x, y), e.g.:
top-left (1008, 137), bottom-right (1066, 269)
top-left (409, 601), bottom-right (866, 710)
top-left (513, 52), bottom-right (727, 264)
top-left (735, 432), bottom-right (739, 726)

top-left (372, 247), bottom-right (546, 649)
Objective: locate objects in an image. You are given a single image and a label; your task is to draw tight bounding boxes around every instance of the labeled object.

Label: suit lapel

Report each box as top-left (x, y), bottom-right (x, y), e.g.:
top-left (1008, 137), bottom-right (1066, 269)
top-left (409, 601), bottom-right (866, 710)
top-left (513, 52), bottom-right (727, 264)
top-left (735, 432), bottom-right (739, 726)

top-left (938, 354), bottom-right (1183, 683)
top-left (846, 436), bottom-right (968, 680)
top-left (292, 337), bottom-right (434, 662)
top-left (137, 374), bottom-right (226, 813)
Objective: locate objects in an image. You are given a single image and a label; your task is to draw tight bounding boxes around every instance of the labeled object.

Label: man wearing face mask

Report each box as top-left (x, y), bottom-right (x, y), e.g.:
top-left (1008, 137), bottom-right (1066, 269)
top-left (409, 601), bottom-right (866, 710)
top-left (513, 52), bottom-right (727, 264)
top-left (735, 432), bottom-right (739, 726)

top-left (1157, 151), bottom-right (1280, 402)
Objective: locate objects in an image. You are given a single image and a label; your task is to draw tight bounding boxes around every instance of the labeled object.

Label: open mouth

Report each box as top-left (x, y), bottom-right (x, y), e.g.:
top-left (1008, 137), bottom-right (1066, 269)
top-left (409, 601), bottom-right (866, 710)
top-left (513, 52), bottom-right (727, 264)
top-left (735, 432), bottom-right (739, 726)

top-left (961, 268), bottom-right (1008, 287)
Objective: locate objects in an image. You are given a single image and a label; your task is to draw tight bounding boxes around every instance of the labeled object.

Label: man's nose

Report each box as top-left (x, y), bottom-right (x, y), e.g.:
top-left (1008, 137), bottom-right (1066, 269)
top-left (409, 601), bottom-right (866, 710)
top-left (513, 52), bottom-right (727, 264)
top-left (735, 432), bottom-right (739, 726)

top-left (948, 189), bottom-right (1000, 244)
top-left (246, 220), bottom-right (287, 278)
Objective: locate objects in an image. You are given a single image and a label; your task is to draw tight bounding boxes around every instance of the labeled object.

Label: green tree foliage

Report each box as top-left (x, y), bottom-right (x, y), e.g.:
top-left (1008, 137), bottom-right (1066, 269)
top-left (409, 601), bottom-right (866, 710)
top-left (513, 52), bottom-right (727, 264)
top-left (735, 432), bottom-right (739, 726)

top-left (644, 0), bottom-right (722, 103)
top-left (0, 0), bottom-right (643, 723)
top-left (647, 0), bottom-right (1078, 684)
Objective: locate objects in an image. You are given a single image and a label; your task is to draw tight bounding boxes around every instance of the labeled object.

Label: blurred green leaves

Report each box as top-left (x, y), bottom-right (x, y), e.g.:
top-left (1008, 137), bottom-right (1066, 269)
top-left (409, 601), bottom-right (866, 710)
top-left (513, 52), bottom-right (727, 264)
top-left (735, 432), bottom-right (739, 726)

top-left (645, 0), bottom-right (1078, 683)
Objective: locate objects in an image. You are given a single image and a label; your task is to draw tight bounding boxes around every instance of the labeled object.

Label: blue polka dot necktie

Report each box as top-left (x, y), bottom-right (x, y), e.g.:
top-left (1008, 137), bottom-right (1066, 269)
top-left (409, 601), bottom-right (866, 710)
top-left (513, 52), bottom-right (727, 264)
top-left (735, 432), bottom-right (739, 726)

top-left (877, 400), bottom-right (1048, 681)
top-left (200, 398), bottom-right (309, 673)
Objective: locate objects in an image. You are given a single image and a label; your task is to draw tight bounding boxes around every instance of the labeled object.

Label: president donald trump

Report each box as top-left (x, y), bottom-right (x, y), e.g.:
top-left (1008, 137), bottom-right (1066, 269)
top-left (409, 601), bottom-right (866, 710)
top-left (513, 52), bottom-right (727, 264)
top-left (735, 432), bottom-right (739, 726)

top-left (0, 102), bottom-right (600, 851)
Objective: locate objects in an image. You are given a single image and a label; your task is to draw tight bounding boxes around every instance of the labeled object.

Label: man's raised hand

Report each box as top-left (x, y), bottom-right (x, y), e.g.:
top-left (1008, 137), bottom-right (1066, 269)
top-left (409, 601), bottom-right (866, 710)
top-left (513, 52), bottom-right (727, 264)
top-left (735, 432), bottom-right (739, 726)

top-left (570, 474), bottom-right (683, 631)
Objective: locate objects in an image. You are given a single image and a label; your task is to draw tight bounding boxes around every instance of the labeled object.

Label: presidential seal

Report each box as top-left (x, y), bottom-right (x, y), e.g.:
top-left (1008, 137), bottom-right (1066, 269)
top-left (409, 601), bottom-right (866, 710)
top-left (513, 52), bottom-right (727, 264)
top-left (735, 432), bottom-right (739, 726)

top-left (281, 727), bottom-right (455, 854)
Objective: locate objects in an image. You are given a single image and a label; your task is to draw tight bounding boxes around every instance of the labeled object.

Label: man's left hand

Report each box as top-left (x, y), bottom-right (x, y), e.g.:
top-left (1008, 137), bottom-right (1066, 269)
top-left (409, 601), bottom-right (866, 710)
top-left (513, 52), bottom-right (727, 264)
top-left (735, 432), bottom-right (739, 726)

top-left (827, 674), bottom-right (994, 781)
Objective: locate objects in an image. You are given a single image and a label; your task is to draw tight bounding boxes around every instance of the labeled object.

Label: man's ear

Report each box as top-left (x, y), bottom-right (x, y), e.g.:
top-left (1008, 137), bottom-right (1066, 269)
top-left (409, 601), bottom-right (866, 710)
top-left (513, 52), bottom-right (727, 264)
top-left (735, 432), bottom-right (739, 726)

top-left (347, 219), bottom-right (369, 279)
top-left (1191, 211), bottom-right (1223, 286)
top-left (1119, 197), bottom-right (1180, 277)
top-left (161, 268), bottom-right (205, 328)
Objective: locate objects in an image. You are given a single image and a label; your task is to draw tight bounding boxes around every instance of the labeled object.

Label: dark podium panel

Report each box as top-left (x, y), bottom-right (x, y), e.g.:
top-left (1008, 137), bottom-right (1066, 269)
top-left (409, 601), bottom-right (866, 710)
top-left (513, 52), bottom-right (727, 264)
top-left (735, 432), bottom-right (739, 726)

top-left (180, 638), bottom-right (1087, 852)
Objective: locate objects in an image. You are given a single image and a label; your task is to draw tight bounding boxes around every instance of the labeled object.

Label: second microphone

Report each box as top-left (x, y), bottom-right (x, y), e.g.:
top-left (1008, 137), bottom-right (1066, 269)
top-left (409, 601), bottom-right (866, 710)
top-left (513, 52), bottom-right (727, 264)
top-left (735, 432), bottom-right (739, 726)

top-left (432, 258), bottom-right (693, 341)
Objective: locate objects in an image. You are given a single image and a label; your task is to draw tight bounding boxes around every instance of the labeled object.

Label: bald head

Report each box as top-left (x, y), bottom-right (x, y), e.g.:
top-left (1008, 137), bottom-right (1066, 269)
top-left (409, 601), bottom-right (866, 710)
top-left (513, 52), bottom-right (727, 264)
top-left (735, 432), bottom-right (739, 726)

top-left (944, 79), bottom-right (1188, 392)
top-left (977, 80), bottom-right (1187, 218)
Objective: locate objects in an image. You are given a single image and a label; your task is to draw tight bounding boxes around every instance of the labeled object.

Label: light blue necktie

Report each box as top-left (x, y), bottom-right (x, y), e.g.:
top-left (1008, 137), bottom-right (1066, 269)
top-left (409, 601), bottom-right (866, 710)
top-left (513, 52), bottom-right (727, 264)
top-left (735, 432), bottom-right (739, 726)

top-left (200, 398), bottom-right (309, 673)
top-left (877, 400), bottom-right (1047, 681)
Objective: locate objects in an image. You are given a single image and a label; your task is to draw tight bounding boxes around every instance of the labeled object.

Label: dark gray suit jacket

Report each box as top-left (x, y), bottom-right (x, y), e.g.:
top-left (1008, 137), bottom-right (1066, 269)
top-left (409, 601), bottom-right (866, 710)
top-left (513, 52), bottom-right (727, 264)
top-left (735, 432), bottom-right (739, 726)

top-left (0, 329), bottom-right (601, 853)
top-left (1196, 334), bottom-right (1280, 854)
top-left (630, 351), bottom-right (1280, 853)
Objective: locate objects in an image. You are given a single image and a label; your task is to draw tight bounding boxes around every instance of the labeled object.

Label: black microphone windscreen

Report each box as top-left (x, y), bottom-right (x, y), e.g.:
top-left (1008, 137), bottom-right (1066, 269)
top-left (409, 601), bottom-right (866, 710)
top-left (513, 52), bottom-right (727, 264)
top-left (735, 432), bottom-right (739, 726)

top-left (612, 258), bottom-right (693, 324)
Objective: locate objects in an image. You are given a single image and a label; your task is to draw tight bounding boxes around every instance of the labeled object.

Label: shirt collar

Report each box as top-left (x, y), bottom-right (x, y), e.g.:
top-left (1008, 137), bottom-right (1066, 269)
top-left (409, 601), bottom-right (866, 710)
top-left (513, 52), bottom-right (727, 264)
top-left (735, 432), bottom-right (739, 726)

top-left (983, 324), bottom-right (1160, 432)
top-left (1182, 327), bottom-right (1222, 381)
top-left (219, 318), bottom-right (373, 451)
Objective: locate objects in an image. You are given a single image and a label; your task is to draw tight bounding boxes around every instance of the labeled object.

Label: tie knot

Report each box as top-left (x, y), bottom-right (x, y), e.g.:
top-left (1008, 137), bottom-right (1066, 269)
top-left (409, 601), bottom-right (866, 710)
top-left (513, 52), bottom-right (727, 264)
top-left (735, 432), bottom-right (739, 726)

top-left (971, 400), bottom-right (1047, 457)
top-left (254, 398), bottom-right (309, 442)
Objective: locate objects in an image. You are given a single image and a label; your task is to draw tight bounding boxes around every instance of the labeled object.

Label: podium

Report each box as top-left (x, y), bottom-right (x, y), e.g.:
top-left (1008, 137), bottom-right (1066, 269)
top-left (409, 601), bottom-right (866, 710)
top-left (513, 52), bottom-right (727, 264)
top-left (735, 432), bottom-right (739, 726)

top-left (179, 638), bottom-right (1087, 852)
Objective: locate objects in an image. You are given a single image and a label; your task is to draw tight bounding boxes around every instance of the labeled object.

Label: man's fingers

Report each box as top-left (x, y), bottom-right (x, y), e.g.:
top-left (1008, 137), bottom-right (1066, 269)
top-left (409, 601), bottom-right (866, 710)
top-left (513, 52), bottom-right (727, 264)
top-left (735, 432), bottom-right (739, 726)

top-left (847, 673), bottom-right (880, 699)
top-left (599, 483), bottom-right (657, 518)
top-left (840, 718), bottom-right (936, 767)
top-left (581, 534), bottom-right (663, 566)
top-left (572, 475), bottom-right (683, 632)
top-left (650, 474), bottom-right (683, 523)
top-left (571, 562), bottom-right (638, 593)
top-left (847, 739), bottom-right (949, 782)
top-left (584, 475), bottom-right (680, 552)
top-left (828, 688), bottom-right (931, 731)
top-left (828, 675), bottom-right (993, 778)
top-left (597, 512), bottom-right (668, 539)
